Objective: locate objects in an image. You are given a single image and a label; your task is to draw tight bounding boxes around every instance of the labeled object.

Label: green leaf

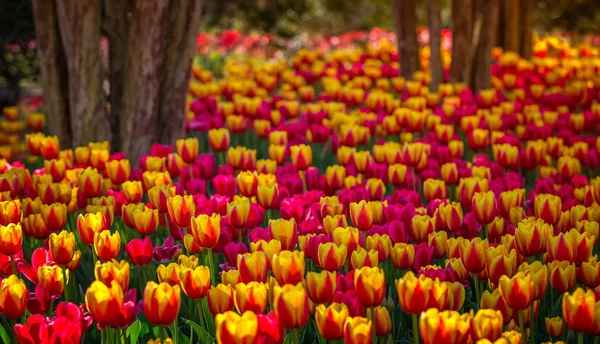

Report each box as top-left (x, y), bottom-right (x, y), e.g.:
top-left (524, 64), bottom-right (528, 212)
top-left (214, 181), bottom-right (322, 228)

top-left (0, 324), bottom-right (9, 344)
top-left (182, 319), bottom-right (213, 343)
top-left (127, 320), bottom-right (142, 344)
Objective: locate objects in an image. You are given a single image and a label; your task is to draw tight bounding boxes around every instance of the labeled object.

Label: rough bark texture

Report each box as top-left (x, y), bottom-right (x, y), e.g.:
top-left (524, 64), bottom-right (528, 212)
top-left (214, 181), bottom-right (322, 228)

top-left (450, 0), bottom-right (473, 83)
top-left (31, 0), bottom-right (72, 148)
top-left (502, 0), bottom-right (520, 52)
top-left (158, 0), bottom-right (205, 145)
top-left (55, 0), bottom-right (108, 147)
top-left (472, 0), bottom-right (500, 92)
top-left (428, 0), bottom-right (442, 91)
top-left (104, 0), bottom-right (132, 151)
top-left (520, 0), bottom-right (533, 59)
top-left (392, 0), bottom-right (419, 79)
top-left (120, 0), bottom-right (169, 165)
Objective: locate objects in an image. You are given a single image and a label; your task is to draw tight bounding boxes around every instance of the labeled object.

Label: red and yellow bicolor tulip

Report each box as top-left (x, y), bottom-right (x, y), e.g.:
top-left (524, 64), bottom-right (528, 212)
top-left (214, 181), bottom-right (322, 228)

top-left (534, 194), bottom-right (562, 225)
top-left (317, 242), bottom-right (347, 271)
top-left (470, 309), bottom-right (503, 341)
top-left (459, 238), bottom-right (488, 273)
top-left (545, 317), bottom-right (564, 339)
top-left (48, 230), bottom-right (76, 265)
top-left (85, 280), bottom-right (124, 326)
top-left (234, 281), bottom-right (268, 314)
top-left (122, 181), bottom-right (143, 203)
top-left (167, 195), bottom-right (195, 228)
top-left (290, 144), bottom-right (312, 170)
top-left (315, 303), bottom-right (349, 340)
top-left (273, 283), bottom-right (309, 328)
top-left (227, 197), bottom-right (250, 228)
top-left (105, 159), bottom-right (131, 185)
top-left (176, 137), bottom-right (199, 163)
top-left (77, 212), bottom-right (106, 245)
top-left (349, 200), bottom-right (374, 231)
top-left (215, 311), bottom-right (258, 344)
top-left (396, 272), bottom-right (432, 314)
top-left (471, 191), bottom-right (497, 224)
top-left (0, 275), bottom-right (27, 319)
top-left (95, 259), bottom-right (130, 292)
top-left (191, 213), bottom-right (221, 248)
top-left (38, 265), bottom-right (67, 296)
top-left (562, 287), bottom-right (596, 333)
top-left (144, 281), bottom-right (181, 326)
top-left (41, 202), bottom-right (67, 231)
top-left (306, 270), bottom-right (336, 304)
top-left (271, 250), bottom-right (305, 286)
top-left (354, 266), bottom-right (386, 307)
top-left (269, 218), bottom-right (298, 251)
top-left (237, 251), bottom-right (269, 283)
top-left (419, 309), bottom-right (471, 344)
top-left (208, 128), bottom-right (230, 152)
top-left (207, 283), bottom-right (234, 316)
top-left (343, 316), bottom-right (372, 344)
top-left (179, 266), bottom-right (211, 299)
top-left (0, 223), bottom-right (22, 256)
top-left (498, 271), bottom-right (534, 310)
top-left (548, 260), bottom-right (576, 293)
top-left (94, 230), bottom-right (121, 261)
top-left (133, 207), bottom-right (159, 236)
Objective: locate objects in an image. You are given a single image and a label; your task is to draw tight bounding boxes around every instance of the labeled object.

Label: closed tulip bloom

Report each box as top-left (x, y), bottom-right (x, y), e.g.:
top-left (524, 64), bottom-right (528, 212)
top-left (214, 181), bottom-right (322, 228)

top-left (354, 266), bottom-right (386, 307)
top-left (440, 162), bottom-right (459, 185)
top-left (236, 171), bottom-right (258, 197)
top-left (427, 231), bottom-right (447, 258)
top-left (85, 280), bottom-right (124, 326)
top-left (227, 197), bottom-right (250, 228)
top-left (167, 195), bottom-right (195, 228)
top-left (272, 250), bottom-right (305, 286)
top-left (148, 185), bottom-right (175, 212)
top-left (95, 259), bottom-right (130, 292)
top-left (144, 281), bottom-right (181, 326)
top-left (498, 271), bottom-right (534, 310)
top-left (548, 260), bottom-right (576, 293)
top-left (257, 182), bottom-right (279, 209)
top-left (486, 247), bottom-right (517, 285)
top-left (388, 163), bottom-right (408, 186)
top-left (323, 214), bottom-right (347, 235)
top-left (273, 283), bottom-right (309, 328)
top-left (349, 200), bottom-right (373, 231)
top-left (423, 179), bottom-right (448, 201)
top-left (562, 288), bottom-right (596, 333)
top-left (269, 218), bottom-right (298, 251)
top-left (365, 178), bottom-right (386, 200)
top-left (122, 181), bottom-right (143, 203)
top-left (191, 213), bottom-right (221, 248)
top-left (471, 309), bottom-right (503, 341)
top-left (38, 265), bottom-right (66, 296)
top-left (0, 200), bottom-right (23, 226)
top-left (78, 168), bottom-right (104, 198)
top-left (472, 191), bottom-right (498, 224)
top-left (412, 215), bottom-right (435, 243)
top-left (315, 303), bottom-right (349, 340)
top-left (0, 223), bottom-right (22, 256)
top-left (459, 238), bottom-right (488, 273)
top-left (419, 309), bottom-right (471, 344)
top-left (44, 159), bottom-right (66, 182)
top-left (77, 212), bottom-right (106, 245)
top-left (343, 316), bottom-right (372, 344)
top-left (545, 317), bottom-right (564, 338)
top-left (456, 177), bottom-right (488, 210)
top-left (208, 283), bottom-right (234, 316)
top-left (0, 275), bottom-right (27, 319)
top-left (290, 144), bottom-right (312, 170)
top-left (179, 266), bottom-right (211, 299)
top-left (581, 258), bottom-right (600, 289)
top-left (515, 220), bottom-right (547, 257)
top-left (481, 288), bottom-right (513, 325)
top-left (94, 230), bottom-right (121, 261)
top-left (41, 203), bottom-right (67, 231)
top-left (436, 202), bottom-right (463, 232)
top-left (391, 243), bottom-right (415, 269)
top-left (396, 272), bottom-right (432, 314)
top-left (237, 251), bottom-right (269, 283)
top-left (518, 261), bottom-right (548, 300)
top-left (326, 165), bottom-right (346, 190)
top-left (234, 281), bottom-right (268, 314)
top-left (176, 138), bottom-right (199, 163)
top-left (86, 205), bottom-right (114, 230)
top-left (208, 128), bottom-right (230, 152)
top-left (133, 207), bottom-right (159, 236)
top-left (215, 311), bottom-right (258, 344)
top-left (48, 230), bottom-right (76, 265)
top-left (350, 247), bottom-right (379, 270)
top-left (221, 269), bottom-right (241, 287)
top-left (250, 239), bottom-right (281, 266)
top-left (105, 159), bottom-right (131, 185)
top-left (318, 242), bottom-right (347, 271)
top-left (534, 194), bottom-right (562, 225)
top-left (121, 203), bottom-right (144, 229)
top-left (372, 306), bottom-right (392, 336)
top-left (157, 263), bottom-right (181, 286)
top-left (446, 257), bottom-right (469, 281)
top-left (125, 238), bottom-right (153, 266)
top-left (446, 281), bottom-right (466, 311)
top-left (306, 270), bottom-right (336, 304)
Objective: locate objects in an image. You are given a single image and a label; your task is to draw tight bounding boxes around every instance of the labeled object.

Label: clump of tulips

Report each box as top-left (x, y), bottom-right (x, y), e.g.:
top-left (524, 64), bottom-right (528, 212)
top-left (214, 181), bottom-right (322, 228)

top-left (0, 35), bottom-right (600, 344)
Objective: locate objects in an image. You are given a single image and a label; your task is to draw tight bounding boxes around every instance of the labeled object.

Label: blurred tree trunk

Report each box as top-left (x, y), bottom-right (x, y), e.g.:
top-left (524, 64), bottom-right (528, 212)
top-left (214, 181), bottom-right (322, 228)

top-left (520, 0), bottom-right (533, 58)
top-left (31, 0), bottom-right (72, 147)
top-left (392, 0), bottom-right (419, 79)
top-left (450, 0), bottom-right (473, 83)
top-left (471, 0), bottom-right (500, 92)
top-left (55, 0), bottom-right (109, 147)
top-left (428, 0), bottom-right (442, 91)
top-left (158, 0), bottom-right (205, 144)
top-left (502, 0), bottom-right (520, 52)
top-left (104, 0), bottom-right (131, 152)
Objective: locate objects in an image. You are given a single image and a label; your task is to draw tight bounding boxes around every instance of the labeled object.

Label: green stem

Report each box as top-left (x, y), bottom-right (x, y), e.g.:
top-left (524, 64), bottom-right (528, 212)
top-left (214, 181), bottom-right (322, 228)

top-left (593, 336), bottom-right (598, 344)
top-left (90, 245), bottom-right (98, 267)
top-left (10, 255), bottom-right (17, 276)
top-left (172, 317), bottom-right (179, 344)
top-left (159, 326), bottom-right (166, 344)
top-left (473, 274), bottom-right (481, 309)
top-left (292, 328), bottom-right (299, 344)
top-left (519, 311), bottom-right (527, 344)
top-left (529, 303), bottom-right (535, 344)
top-left (197, 300), bottom-right (206, 343)
top-left (208, 249), bottom-right (217, 287)
top-left (10, 319), bottom-right (16, 344)
top-left (301, 170), bottom-right (307, 193)
top-left (412, 313), bottom-right (420, 344)
top-left (577, 332), bottom-right (584, 344)
top-left (369, 307), bottom-right (376, 344)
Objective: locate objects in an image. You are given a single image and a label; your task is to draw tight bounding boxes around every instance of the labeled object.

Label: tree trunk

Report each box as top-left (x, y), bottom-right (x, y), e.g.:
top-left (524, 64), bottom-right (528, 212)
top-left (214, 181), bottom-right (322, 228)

top-left (104, 0), bottom-right (131, 152)
top-left (120, 0), bottom-right (169, 165)
top-left (472, 0), bottom-right (500, 92)
top-left (428, 0), bottom-right (442, 91)
top-left (520, 0), bottom-right (533, 59)
top-left (55, 0), bottom-right (109, 147)
top-left (450, 0), bottom-right (473, 83)
top-left (502, 0), bottom-right (520, 52)
top-left (392, 0), bottom-right (419, 79)
top-left (157, 0), bottom-right (205, 145)
top-left (31, 0), bottom-right (72, 148)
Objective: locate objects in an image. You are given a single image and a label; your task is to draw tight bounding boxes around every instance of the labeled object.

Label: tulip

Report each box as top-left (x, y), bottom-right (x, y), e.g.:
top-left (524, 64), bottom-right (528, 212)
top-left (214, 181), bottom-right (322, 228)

top-left (85, 280), bottom-right (124, 326)
top-left (257, 182), bottom-right (279, 209)
top-left (581, 258), bottom-right (600, 289)
top-left (0, 200), bottom-right (22, 226)
top-left (515, 219), bottom-right (547, 257)
top-left (144, 282), bottom-right (181, 326)
top-left (534, 194), bottom-right (562, 225)
top-left (0, 275), bottom-right (27, 319)
top-left (419, 309), bottom-right (471, 344)
top-left (290, 144), bottom-right (312, 170)
top-left (396, 272), bottom-right (431, 314)
top-left (215, 311), bottom-right (258, 344)
top-left (365, 178), bottom-right (386, 200)
top-left (471, 309), bottom-right (503, 341)
top-left (269, 218), bottom-right (298, 251)
top-left (176, 138), bottom-right (199, 163)
top-left (471, 191), bottom-right (497, 224)
top-left (391, 243), bottom-right (415, 269)
top-left (271, 250), bottom-right (305, 286)
top-left (519, 261), bottom-right (548, 300)
top-left (77, 212), bottom-right (106, 245)
top-left (208, 128), bottom-right (230, 152)
top-left (318, 242), bottom-right (347, 271)
top-left (545, 317), bottom-right (563, 339)
top-left (122, 181), bottom-right (143, 203)
top-left (423, 179), bottom-right (447, 201)
top-left (179, 266), bottom-right (211, 299)
top-left (315, 303), bottom-right (349, 340)
top-left (94, 259), bottom-right (130, 293)
top-left (459, 238), bottom-right (488, 273)
top-left (86, 205), bottom-right (114, 230)
top-left (133, 207), bottom-right (159, 236)
top-left (272, 283), bottom-right (309, 328)
top-left (94, 230), bottom-right (121, 261)
top-left (48, 230), bottom-right (76, 265)
top-left (41, 203), bottom-right (67, 231)
top-left (306, 270), bottom-right (336, 304)
top-left (157, 263), bottom-right (181, 286)
top-left (237, 251), bottom-right (269, 283)
top-left (208, 283), bottom-right (235, 316)
top-left (498, 271), bottom-right (534, 310)
top-left (412, 215), bottom-right (435, 243)
top-left (486, 247), bottom-right (517, 285)
top-left (562, 287), bottom-right (596, 336)
top-left (350, 247), bottom-right (378, 269)
top-left (436, 202), bottom-right (463, 232)
top-left (234, 281), bottom-right (268, 314)
top-left (227, 197), bottom-right (250, 229)
top-left (78, 168), bottom-right (104, 198)
top-left (105, 159), bottom-right (131, 185)
top-left (250, 239), bottom-right (281, 266)
top-left (148, 185), bottom-right (175, 212)
top-left (167, 195), bottom-right (195, 228)
top-left (38, 265), bottom-right (66, 296)
top-left (349, 200), bottom-right (373, 231)
top-left (221, 269), bottom-right (241, 287)
top-left (343, 316), bottom-right (372, 344)
top-left (190, 213), bottom-right (221, 248)
top-left (548, 260), bottom-right (576, 293)
top-left (354, 266), bottom-right (385, 307)
top-left (371, 306), bottom-right (392, 336)
top-left (0, 223), bottom-right (22, 256)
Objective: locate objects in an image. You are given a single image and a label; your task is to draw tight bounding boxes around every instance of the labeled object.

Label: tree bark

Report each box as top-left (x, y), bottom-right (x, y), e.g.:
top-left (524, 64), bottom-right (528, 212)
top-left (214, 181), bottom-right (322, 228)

top-left (428, 0), bottom-right (442, 91)
top-left (392, 0), bottom-right (419, 79)
top-left (472, 0), bottom-right (500, 92)
top-left (157, 0), bottom-right (205, 145)
top-left (120, 0), bottom-right (169, 165)
top-left (31, 0), bottom-right (72, 148)
top-left (450, 0), bottom-right (473, 83)
top-left (104, 0), bottom-right (132, 152)
top-left (55, 0), bottom-right (108, 147)
top-left (502, 0), bottom-right (520, 52)
top-left (520, 0), bottom-right (533, 59)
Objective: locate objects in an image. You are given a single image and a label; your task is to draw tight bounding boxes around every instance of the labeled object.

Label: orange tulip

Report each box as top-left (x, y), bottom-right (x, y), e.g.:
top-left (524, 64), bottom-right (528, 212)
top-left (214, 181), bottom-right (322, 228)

top-left (144, 282), bottom-right (181, 326)
top-left (315, 303), bottom-right (349, 340)
top-left (271, 250), bottom-right (305, 285)
top-left (77, 212), bottom-right (106, 245)
top-left (343, 316), bottom-right (372, 344)
top-left (0, 223), bottom-right (22, 256)
top-left (215, 311), bottom-right (258, 344)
